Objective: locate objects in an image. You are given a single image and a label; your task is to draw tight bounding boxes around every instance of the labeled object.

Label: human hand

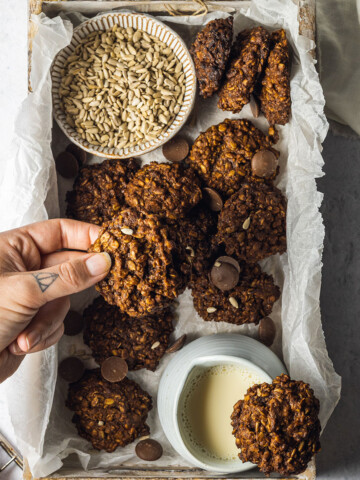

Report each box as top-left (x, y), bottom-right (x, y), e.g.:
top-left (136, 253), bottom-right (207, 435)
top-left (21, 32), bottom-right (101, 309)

top-left (0, 219), bottom-right (111, 383)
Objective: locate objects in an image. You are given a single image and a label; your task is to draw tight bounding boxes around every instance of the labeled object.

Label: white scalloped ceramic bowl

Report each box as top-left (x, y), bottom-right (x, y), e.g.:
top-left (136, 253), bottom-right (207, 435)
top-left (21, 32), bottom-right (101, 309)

top-left (51, 12), bottom-right (196, 158)
top-left (158, 334), bottom-right (287, 474)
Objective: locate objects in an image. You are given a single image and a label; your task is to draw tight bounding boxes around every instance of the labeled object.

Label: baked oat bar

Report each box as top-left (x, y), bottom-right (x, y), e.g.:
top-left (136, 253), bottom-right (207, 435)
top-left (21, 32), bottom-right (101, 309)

top-left (216, 182), bottom-right (286, 263)
top-left (190, 17), bottom-right (233, 98)
top-left (66, 158), bottom-right (139, 225)
top-left (231, 374), bottom-right (321, 476)
top-left (188, 119), bottom-right (279, 197)
top-left (66, 369), bottom-right (152, 452)
top-left (218, 26), bottom-right (270, 113)
top-left (124, 162), bottom-right (202, 222)
top-left (191, 262), bottom-right (280, 325)
top-left (260, 29), bottom-right (291, 125)
top-left (83, 296), bottom-right (174, 371)
top-left (89, 208), bottom-right (187, 316)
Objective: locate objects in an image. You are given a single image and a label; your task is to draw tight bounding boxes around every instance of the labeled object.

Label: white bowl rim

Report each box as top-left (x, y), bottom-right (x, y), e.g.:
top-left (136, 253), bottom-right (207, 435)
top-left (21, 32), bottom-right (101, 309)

top-left (51, 11), bottom-right (197, 159)
top-left (172, 354), bottom-right (272, 473)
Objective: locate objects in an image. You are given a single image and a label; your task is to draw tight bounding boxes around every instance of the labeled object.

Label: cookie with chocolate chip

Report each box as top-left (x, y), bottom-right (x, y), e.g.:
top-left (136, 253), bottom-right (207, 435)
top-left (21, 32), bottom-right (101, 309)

top-left (124, 162), bottom-right (202, 222)
top-left (231, 374), bottom-right (321, 476)
top-left (216, 182), bottom-right (286, 263)
top-left (191, 262), bottom-right (280, 325)
top-left (188, 119), bottom-right (279, 197)
top-left (66, 369), bottom-right (152, 452)
top-left (89, 208), bottom-right (187, 316)
top-left (83, 297), bottom-right (174, 371)
top-left (66, 158), bottom-right (139, 225)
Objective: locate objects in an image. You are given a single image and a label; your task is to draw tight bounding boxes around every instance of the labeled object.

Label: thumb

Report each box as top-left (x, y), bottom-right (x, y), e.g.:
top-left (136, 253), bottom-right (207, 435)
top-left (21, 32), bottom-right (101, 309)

top-left (19, 252), bottom-right (111, 306)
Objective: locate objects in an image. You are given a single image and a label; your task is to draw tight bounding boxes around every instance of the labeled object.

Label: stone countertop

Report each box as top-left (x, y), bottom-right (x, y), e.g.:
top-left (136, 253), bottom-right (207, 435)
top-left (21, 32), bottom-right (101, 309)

top-left (316, 132), bottom-right (360, 479)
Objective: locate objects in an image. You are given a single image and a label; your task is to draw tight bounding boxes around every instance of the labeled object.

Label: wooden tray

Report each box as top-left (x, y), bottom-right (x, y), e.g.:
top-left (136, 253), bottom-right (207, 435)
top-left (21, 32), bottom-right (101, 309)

top-left (24, 1), bottom-right (316, 479)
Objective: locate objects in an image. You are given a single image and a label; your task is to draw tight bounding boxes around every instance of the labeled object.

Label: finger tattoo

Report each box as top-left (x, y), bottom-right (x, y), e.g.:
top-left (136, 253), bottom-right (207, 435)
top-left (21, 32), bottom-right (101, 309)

top-left (32, 272), bottom-right (59, 292)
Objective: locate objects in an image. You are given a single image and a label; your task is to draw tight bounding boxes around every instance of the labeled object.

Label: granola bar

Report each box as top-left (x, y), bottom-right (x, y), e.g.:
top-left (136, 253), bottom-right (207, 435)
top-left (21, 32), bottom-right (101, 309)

top-left (218, 27), bottom-right (270, 113)
top-left (216, 182), bottom-right (286, 263)
top-left (83, 296), bottom-right (174, 371)
top-left (188, 119), bottom-right (279, 197)
top-left (66, 369), bottom-right (152, 452)
top-left (191, 262), bottom-right (280, 325)
top-left (190, 17), bottom-right (233, 98)
top-left (260, 29), bottom-right (291, 125)
top-left (66, 158), bottom-right (139, 225)
top-left (89, 208), bottom-right (187, 316)
top-left (231, 374), bottom-right (321, 475)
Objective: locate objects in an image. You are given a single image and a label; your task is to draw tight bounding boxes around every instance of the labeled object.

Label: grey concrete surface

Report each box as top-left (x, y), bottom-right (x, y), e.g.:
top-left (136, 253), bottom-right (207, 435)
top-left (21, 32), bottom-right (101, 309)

top-left (317, 132), bottom-right (360, 479)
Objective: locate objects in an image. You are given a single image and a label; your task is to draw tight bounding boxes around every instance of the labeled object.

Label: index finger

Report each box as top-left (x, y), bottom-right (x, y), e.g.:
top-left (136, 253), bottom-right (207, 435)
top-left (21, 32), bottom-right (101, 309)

top-left (20, 219), bottom-right (101, 254)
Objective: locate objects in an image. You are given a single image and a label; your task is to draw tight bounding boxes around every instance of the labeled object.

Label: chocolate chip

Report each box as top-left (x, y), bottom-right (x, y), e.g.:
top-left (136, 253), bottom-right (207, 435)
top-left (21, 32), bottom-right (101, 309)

top-left (135, 439), bottom-right (163, 461)
top-left (216, 256), bottom-right (241, 273)
top-left (55, 151), bottom-right (79, 179)
top-left (101, 357), bottom-right (128, 383)
top-left (162, 136), bottom-right (189, 163)
top-left (259, 317), bottom-right (276, 346)
top-left (249, 94), bottom-right (260, 118)
top-left (251, 150), bottom-right (278, 178)
top-left (63, 310), bottom-right (84, 336)
top-left (202, 187), bottom-right (223, 212)
top-left (166, 334), bottom-right (187, 353)
top-left (211, 260), bottom-right (239, 291)
top-left (66, 143), bottom-right (87, 165)
top-left (58, 357), bottom-right (85, 383)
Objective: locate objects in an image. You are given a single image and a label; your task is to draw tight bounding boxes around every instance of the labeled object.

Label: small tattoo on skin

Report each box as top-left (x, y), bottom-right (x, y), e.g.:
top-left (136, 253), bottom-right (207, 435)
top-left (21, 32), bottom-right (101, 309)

top-left (32, 272), bottom-right (59, 292)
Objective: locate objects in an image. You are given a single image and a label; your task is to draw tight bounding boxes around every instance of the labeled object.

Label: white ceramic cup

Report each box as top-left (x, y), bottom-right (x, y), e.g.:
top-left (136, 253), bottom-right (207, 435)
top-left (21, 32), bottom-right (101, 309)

top-left (158, 333), bottom-right (287, 474)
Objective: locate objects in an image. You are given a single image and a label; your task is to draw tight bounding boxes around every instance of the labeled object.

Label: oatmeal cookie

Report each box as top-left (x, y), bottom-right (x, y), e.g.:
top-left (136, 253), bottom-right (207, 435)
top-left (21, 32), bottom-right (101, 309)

top-left (190, 17), bottom-right (233, 98)
top-left (231, 374), bottom-right (321, 476)
top-left (89, 208), bottom-right (187, 316)
top-left (173, 204), bottom-right (218, 276)
top-left (216, 183), bottom-right (286, 263)
top-left (188, 119), bottom-right (279, 197)
top-left (124, 162), bottom-right (202, 222)
top-left (191, 262), bottom-right (279, 325)
top-left (218, 26), bottom-right (270, 113)
top-left (66, 369), bottom-right (152, 452)
top-left (66, 158), bottom-right (139, 225)
top-left (260, 29), bottom-right (291, 125)
top-left (83, 296), bottom-right (174, 371)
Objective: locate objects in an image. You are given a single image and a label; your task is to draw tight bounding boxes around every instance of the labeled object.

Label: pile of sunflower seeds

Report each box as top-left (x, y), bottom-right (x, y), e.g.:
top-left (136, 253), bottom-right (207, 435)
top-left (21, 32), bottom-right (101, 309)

top-left (58, 24), bottom-right (186, 150)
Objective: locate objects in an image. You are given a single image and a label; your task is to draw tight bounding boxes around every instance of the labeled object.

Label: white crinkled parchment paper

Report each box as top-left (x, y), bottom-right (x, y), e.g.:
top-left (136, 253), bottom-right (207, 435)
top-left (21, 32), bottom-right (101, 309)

top-left (0, 1), bottom-right (341, 477)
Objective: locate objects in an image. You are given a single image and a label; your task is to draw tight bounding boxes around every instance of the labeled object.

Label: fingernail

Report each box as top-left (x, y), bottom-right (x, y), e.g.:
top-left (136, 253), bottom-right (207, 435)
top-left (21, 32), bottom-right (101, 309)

top-left (85, 252), bottom-right (111, 276)
top-left (25, 332), bottom-right (41, 351)
top-left (8, 342), bottom-right (25, 355)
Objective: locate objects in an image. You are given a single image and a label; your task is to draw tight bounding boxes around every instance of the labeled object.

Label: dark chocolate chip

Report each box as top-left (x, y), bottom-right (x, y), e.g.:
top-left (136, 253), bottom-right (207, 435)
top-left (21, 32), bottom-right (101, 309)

top-left (55, 151), bottom-right (79, 179)
top-left (249, 94), bottom-right (260, 118)
top-left (211, 260), bottom-right (239, 291)
top-left (58, 357), bottom-right (85, 383)
top-left (202, 187), bottom-right (223, 212)
top-left (162, 136), bottom-right (189, 163)
top-left (135, 439), bottom-right (163, 461)
top-left (251, 150), bottom-right (278, 178)
top-left (259, 317), bottom-right (276, 346)
top-left (66, 143), bottom-right (87, 165)
top-left (166, 334), bottom-right (187, 354)
top-left (216, 256), bottom-right (241, 273)
top-left (101, 356), bottom-right (128, 383)
top-left (63, 310), bottom-right (84, 336)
